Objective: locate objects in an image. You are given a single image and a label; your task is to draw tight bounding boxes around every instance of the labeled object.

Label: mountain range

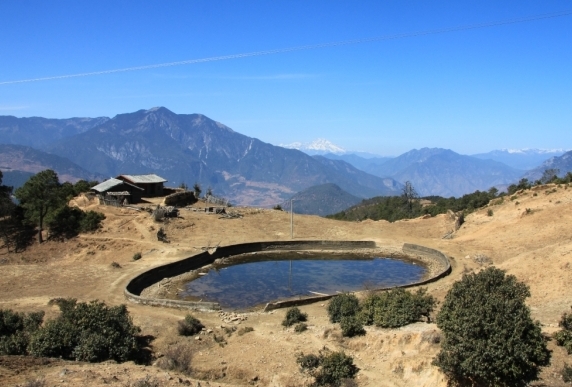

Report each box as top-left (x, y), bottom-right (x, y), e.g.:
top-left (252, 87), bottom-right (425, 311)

top-left (1, 108), bottom-right (570, 208)
top-left (2, 108), bottom-right (400, 206)
top-left (0, 115), bottom-right (109, 149)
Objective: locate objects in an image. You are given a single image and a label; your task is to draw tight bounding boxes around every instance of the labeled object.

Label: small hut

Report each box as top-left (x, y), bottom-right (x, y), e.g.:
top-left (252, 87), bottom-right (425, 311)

top-left (91, 178), bottom-right (144, 205)
top-left (116, 174), bottom-right (167, 197)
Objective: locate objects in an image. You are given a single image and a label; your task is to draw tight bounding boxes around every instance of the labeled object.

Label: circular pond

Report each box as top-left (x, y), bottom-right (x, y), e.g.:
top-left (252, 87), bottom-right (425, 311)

top-left (179, 252), bottom-right (426, 310)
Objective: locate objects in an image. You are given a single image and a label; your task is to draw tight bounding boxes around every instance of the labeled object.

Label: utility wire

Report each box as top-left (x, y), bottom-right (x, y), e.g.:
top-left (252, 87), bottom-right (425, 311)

top-left (1, 9), bottom-right (571, 86)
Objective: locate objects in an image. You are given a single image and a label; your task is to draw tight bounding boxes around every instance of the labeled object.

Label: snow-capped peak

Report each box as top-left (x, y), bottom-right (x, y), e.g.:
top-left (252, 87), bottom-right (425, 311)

top-left (280, 138), bottom-right (346, 154)
top-left (502, 148), bottom-right (568, 155)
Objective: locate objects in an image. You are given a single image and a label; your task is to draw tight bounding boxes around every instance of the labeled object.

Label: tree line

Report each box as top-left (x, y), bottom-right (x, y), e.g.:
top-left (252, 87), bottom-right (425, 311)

top-left (0, 169), bottom-right (104, 251)
top-left (328, 169), bottom-right (572, 222)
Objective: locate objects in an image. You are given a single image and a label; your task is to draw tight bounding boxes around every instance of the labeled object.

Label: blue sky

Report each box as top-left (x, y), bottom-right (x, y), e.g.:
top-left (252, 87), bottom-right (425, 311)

top-left (1, 1), bottom-right (571, 156)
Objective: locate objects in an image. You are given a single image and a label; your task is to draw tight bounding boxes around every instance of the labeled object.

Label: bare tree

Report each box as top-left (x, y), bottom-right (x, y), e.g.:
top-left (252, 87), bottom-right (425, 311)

top-left (402, 181), bottom-right (419, 217)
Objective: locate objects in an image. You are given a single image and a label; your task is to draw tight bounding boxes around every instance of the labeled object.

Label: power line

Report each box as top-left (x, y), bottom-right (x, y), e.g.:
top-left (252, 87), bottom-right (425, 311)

top-left (1, 9), bottom-right (571, 86)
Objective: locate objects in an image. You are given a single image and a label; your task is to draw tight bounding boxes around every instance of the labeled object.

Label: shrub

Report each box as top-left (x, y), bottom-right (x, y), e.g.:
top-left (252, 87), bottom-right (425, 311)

top-left (487, 209), bottom-right (493, 216)
top-left (177, 315), bottom-right (204, 336)
top-left (47, 207), bottom-right (105, 239)
top-left (273, 204), bottom-right (283, 211)
top-left (562, 364), bottom-right (572, 383)
top-left (297, 352), bottom-right (321, 371)
top-left (156, 343), bottom-right (193, 375)
top-left (133, 252), bottom-right (142, 261)
top-left (297, 350), bottom-right (359, 387)
top-left (80, 210), bottom-right (105, 232)
top-left (282, 307), bottom-right (307, 327)
top-left (359, 288), bottom-right (435, 328)
top-left (553, 308), bottom-right (572, 353)
top-left (0, 309), bottom-right (44, 355)
top-left (433, 267), bottom-right (550, 387)
top-left (340, 316), bottom-right (365, 338)
top-left (327, 293), bottom-right (359, 323)
top-left (47, 206), bottom-right (83, 239)
top-left (29, 299), bottom-right (143, 363)
top-left (294, 323), bottom-right (307, 333)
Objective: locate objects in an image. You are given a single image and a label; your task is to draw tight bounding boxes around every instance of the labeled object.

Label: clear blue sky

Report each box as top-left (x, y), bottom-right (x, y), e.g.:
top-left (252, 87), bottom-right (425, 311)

top-left (1, 1), bottom-right (571, 155)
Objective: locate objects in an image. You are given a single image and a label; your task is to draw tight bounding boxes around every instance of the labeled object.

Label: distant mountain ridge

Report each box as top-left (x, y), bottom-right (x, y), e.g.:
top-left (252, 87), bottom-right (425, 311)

top-left (472, 149), bottom-right (567, 170)
top-left (0, 144), bottom-right (105, 183)
top-left (523, 150), bottom-right (572, 181)
top-left (362, 148), bottom-right (523, 197)
top-left (281, 183), bottom-right (362, 216)
top-left (40, 107), bottom-right (401, 206)
top-left (0, 115), bottom-right (109, 149)
top-left (320, 153), bottom-right (393, 173)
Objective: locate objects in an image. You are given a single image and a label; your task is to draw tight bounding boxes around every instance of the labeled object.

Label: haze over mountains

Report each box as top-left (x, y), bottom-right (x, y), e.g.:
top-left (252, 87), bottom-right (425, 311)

top-left (1, 107), bottom-right (569, 208)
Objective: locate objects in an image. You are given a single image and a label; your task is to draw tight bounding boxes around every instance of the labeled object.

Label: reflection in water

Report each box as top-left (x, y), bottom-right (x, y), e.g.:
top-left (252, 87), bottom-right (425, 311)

top-left (180, 254), bottom-right (426, 310)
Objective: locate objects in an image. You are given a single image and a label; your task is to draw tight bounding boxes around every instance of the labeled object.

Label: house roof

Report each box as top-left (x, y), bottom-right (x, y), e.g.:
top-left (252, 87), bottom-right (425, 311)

top-left (91, 178), bottom-right (144, 193)
top-left (117, 174), bottom-right (167, 184)
top-left (91, 178), bottom-right (123, 193)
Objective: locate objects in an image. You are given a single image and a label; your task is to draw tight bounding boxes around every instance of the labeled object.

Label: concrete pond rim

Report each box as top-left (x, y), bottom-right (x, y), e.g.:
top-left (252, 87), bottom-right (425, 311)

top-left (124, 240), bottom-right (451, 312)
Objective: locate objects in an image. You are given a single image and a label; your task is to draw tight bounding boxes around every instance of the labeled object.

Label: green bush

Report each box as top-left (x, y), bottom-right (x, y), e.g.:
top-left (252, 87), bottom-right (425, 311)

top-left (28, 298), bottom-right (143, 363)
top-left (562, 364), bottom-right (572, 383)
top-left (359, 288), bottom-right (435, 328)
top-left (47, 206), bottom-right (84, 240)
top-left (80, 210), bottom-right (105, 232)
top-left (0, 309), bottom-right (44, 355)
top-left (73, 180), bottom-right (92, 195)
top-left (553, 309), bottom-right (572, 353)
top-left (177, 314), bottom-right (204, 336)
top-left (297, 352), bottom-right (321, 371)
top-left (297, 350), bottom-right (359, 387)
top-left (433, 267), bottom-right (550, 387)
top-left (282, 307), bottom-right (307, 327)
top-left (133, 252), bottom-right (142, 261)
top-left (47, 207), bottom-right (105, 240)
top-left (340, 316), bottom-right (365, 338)
top-left (487, 209), bottom-right (493, 216)
top-left (327, 293), bottom-right (359, 323)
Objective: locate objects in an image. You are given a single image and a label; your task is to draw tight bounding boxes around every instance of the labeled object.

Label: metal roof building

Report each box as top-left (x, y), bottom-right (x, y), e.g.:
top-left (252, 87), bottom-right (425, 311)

top-left (91, 178), bottom-right (144, 204)
top-left (116, 174), bottom-right (167, 197)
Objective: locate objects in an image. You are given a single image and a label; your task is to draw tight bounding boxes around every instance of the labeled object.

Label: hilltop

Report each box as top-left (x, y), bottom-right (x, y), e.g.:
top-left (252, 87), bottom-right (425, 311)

top-left (1, 183), bottom-right (572, 386)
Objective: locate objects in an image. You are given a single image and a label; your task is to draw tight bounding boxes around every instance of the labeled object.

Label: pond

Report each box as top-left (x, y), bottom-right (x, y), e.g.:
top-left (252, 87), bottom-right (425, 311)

top-left (179, 253), bottom-right (426, 310)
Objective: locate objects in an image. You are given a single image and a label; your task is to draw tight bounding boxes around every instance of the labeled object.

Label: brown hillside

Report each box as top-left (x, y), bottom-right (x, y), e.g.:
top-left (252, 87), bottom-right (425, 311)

top-left (1, 184), bottom-right (571, 387)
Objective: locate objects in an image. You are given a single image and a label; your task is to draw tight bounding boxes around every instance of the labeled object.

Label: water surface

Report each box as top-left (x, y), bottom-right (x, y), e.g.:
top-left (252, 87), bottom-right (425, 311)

top-left (180, 253), bottom-right (425, 310)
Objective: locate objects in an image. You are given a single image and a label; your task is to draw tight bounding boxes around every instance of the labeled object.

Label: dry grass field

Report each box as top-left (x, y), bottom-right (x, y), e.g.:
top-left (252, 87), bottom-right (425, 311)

top-left (1, 183), bottom-right (572, 387)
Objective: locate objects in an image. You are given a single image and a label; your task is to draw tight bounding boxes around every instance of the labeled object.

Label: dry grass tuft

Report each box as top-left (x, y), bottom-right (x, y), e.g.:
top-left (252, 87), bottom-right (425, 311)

top-left (155, 343), bottom-right (193, 375)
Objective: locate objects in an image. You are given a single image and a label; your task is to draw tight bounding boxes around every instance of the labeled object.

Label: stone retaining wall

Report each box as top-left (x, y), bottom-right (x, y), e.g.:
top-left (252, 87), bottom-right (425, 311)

top-left (124, 240), bottom-right (450, 312)
top-left (263, 243), bottom-right (451, 311)
top-left (125, 240), bottom-right (375, 310)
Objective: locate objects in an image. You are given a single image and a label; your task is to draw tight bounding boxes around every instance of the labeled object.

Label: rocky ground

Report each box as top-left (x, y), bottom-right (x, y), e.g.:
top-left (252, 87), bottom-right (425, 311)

top-left (1, 183), bottom-right (572, 386)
